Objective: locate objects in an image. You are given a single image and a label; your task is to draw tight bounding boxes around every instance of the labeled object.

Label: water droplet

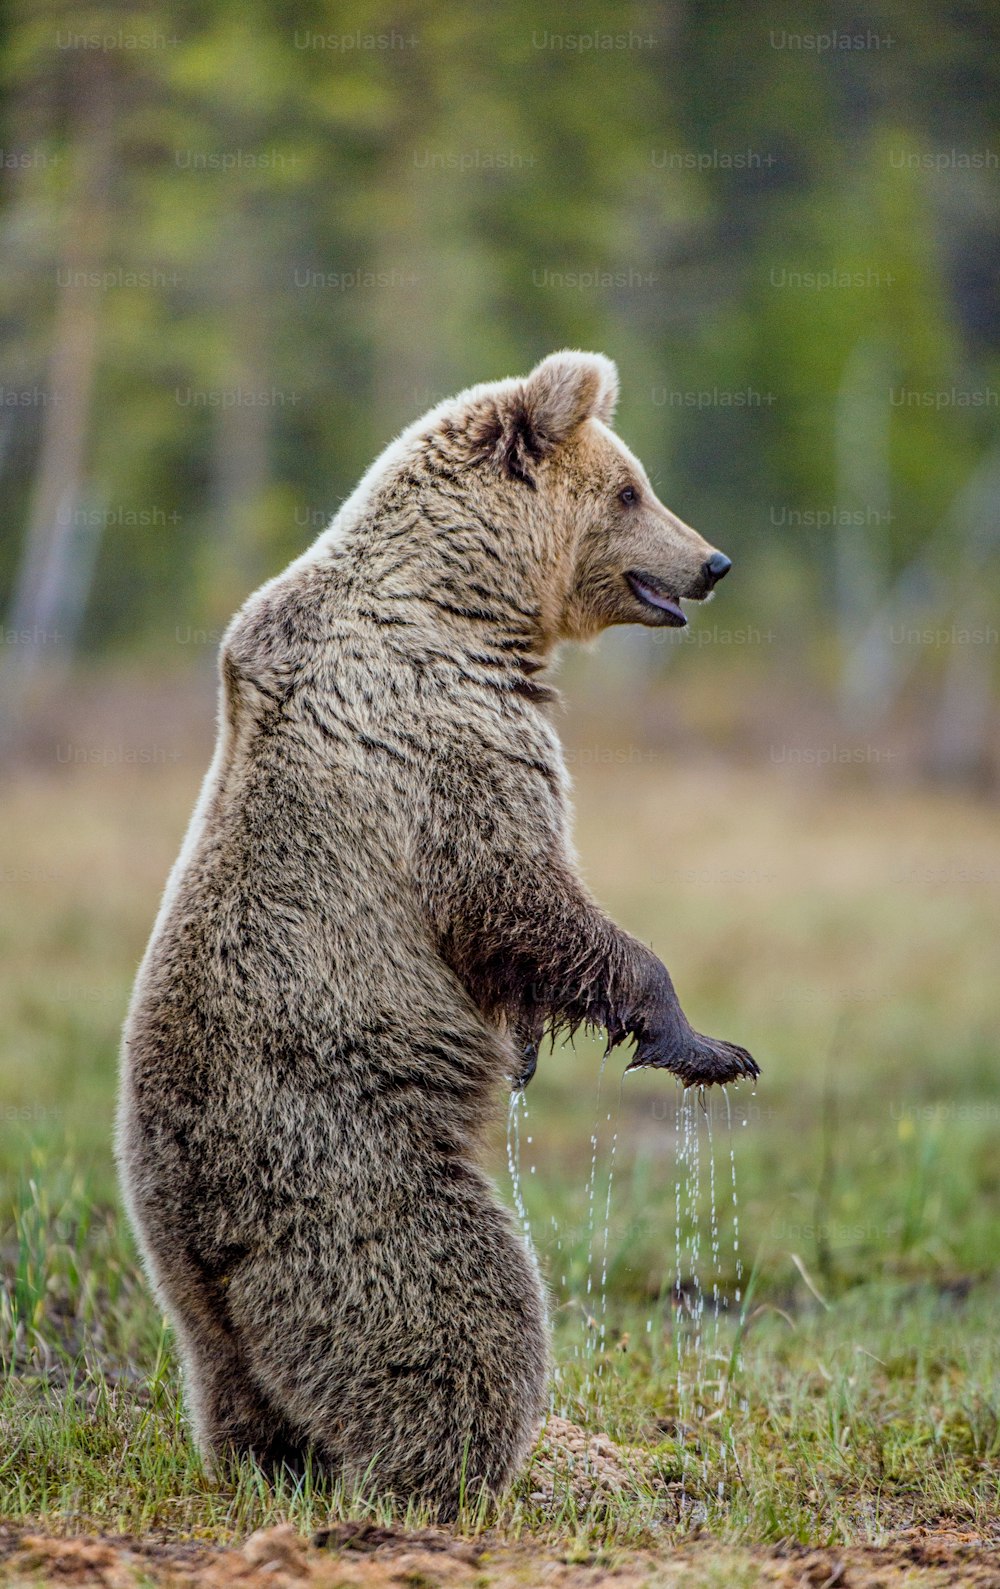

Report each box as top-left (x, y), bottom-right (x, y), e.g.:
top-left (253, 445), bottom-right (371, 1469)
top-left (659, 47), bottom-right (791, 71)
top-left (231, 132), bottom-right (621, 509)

top-left (506, 1090), bottom-right (534, 1254)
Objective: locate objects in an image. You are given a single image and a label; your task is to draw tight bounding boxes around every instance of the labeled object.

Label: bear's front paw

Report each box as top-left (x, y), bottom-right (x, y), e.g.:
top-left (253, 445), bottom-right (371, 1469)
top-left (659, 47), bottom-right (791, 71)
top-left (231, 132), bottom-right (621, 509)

top-left (626, 1028), bottom-right (758, 1088)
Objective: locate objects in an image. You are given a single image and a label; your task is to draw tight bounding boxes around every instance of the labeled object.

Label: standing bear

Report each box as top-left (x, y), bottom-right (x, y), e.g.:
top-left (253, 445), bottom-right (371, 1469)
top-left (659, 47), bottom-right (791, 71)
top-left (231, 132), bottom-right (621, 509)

top-left (117, 351), bottom-right (757, 1516)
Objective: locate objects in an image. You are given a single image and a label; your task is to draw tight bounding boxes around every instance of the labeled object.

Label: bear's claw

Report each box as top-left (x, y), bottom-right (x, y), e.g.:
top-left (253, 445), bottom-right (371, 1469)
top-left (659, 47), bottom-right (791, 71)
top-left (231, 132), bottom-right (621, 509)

top-left (626, 1030), bottom-right (759, 1089)
top-left (512, 1039), bottom-right (539, 1092)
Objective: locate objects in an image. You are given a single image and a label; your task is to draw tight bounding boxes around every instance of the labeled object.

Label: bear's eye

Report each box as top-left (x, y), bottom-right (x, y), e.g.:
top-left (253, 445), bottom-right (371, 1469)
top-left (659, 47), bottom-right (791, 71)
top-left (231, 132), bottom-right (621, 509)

top-left (619, 485), bottom-right (638, 506)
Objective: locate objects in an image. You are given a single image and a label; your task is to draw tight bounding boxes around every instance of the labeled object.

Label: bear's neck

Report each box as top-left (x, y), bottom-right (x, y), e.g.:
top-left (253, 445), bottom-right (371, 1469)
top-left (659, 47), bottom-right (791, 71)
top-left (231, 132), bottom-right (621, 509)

top-left (335, 499), bottom-right (562, 672)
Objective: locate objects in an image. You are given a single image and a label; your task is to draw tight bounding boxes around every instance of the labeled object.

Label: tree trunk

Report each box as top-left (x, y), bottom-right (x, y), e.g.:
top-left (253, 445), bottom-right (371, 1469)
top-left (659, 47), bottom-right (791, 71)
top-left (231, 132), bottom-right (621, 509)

top-left (1, 60), bottom-right (114, 757)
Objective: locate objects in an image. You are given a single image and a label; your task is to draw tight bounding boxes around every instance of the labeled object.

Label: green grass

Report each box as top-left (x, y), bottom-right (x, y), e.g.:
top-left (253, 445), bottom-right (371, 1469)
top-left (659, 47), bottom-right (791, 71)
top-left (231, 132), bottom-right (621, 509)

top-left (2, 1156), bottom-right (998, 1547)
top-left (2, 719), bottom-right (999, 1559)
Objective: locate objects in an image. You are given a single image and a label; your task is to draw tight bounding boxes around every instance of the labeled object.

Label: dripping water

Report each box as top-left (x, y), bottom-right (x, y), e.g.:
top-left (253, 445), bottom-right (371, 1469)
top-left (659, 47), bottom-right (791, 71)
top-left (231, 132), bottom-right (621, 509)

top-left (724, 1089), bottom-right (743, 1305)
top-left (506, 1089), bottom-right (533, 1251)
top-left (580, 1050), bottom-right (613, 1398)
top-left (668, 1083), bottom-right (752, 1517)
top-left (706, 1101), bottom-right (722, 1350)
top-left (596, 1115), bottom-right (619, 1388)
top-left (510, 1044), bottom-right (752, 1484)
top-left (673, 1088), bottom-right (702, 1506)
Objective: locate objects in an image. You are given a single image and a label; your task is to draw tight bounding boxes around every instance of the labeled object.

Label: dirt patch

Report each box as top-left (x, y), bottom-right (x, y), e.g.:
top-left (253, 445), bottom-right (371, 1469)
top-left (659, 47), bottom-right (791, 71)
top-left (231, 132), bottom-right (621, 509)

top-left (5, 1524), bottom-right (1000, 1589)
top-left (527, 1414), bottom-right (667, 1506)
top-left (757, 1532), bottom-right (1000, 1589)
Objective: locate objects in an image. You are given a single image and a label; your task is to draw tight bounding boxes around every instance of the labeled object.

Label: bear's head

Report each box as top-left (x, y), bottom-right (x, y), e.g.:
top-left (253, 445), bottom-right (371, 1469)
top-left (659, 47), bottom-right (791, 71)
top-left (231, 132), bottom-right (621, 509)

top-left (463, 351), bottom-right (732, 644)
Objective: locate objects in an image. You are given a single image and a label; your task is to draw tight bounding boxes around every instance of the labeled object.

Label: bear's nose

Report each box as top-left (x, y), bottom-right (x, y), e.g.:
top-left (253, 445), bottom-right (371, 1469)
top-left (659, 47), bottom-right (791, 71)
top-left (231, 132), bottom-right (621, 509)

top-left (703, 552), bottom-right (732, 587)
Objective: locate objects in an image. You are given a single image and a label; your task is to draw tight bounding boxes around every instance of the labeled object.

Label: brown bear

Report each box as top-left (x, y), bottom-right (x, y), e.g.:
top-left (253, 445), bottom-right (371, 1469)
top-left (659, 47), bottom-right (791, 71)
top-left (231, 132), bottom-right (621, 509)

top-left (116, 350), bottom-right (756, 1517)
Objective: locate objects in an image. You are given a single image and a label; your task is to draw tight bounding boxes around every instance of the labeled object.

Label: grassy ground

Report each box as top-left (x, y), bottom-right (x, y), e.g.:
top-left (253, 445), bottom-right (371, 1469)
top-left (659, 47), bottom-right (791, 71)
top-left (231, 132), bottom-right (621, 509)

top-left (1, 675), bottom-right (999, 1583)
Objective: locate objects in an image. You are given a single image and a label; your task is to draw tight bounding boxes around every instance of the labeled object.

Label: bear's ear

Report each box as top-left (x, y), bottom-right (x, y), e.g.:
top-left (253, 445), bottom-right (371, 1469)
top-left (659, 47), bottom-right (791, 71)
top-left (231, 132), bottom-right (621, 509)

top-left (523, 349), bottom-right (619, 437)
top-left (469, 350), bottom-right (619, 486)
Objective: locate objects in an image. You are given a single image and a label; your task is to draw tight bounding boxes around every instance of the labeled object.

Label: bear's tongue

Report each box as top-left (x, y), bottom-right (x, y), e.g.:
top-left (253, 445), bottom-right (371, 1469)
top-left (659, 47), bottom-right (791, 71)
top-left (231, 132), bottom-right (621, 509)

top-left (626, 573), bottom-right (687, 626)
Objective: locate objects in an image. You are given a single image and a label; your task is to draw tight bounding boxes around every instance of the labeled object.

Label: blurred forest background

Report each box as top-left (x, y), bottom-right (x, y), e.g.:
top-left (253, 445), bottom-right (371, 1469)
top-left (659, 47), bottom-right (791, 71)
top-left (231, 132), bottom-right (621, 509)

top-left (2, 0), bottom-right (1000, 1377)
top-left (2, 0), bottom-right (999, 778)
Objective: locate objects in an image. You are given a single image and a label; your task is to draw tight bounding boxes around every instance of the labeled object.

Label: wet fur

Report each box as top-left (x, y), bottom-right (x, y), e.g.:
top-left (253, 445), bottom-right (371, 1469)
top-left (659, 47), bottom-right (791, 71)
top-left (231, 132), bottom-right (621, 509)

top-left (117, 351), bottom-right (755, 1516)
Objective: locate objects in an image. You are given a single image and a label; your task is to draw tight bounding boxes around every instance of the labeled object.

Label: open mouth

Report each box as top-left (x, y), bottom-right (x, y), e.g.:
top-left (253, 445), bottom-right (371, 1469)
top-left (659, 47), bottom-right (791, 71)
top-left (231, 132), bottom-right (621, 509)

top-left (625, 570), bottom-right (688, 627)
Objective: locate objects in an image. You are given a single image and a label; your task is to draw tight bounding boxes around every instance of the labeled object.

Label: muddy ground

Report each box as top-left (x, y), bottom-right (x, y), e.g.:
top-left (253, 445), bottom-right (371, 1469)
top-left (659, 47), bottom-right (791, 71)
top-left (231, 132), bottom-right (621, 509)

top-left (3, 1521), bottom-right (1000, 1589)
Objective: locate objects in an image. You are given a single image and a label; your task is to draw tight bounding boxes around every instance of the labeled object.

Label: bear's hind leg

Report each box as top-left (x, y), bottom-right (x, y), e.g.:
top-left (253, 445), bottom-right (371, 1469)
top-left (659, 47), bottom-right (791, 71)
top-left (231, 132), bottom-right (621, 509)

top-left (177, 1319), bottom-right (310, 1478)
top-left (225, 1176), bottom-right (549, 1517)
top-left (154, 1248), bottom-right (311, 1479)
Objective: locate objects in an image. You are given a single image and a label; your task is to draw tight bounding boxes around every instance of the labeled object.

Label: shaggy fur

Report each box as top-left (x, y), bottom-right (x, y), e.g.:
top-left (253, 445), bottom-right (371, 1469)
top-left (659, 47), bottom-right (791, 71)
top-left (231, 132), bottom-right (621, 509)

top-left (116, 351), bottom-right (757, 1516)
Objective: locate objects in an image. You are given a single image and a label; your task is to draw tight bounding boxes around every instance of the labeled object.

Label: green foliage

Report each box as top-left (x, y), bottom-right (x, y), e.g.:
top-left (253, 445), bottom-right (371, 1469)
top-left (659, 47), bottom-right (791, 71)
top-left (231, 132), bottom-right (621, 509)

top-left (2, 1), bottom-right (998, 660)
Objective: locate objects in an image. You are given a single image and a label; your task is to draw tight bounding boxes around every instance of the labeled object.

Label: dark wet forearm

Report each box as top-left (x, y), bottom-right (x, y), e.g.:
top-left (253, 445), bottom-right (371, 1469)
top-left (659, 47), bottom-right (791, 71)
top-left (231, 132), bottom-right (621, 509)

top-left (441, 877), bottom-right (682, 1045)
